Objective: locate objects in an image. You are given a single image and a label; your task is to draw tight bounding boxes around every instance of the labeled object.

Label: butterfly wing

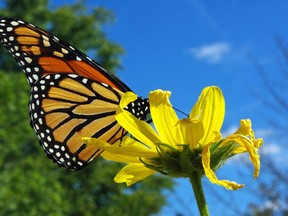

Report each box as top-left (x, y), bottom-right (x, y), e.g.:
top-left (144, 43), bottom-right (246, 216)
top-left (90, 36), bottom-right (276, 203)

top-left (0, 17), bottom-right (130, 92)
top-left (31, 73), bottom-right (127, 170)
top-left (0, 18), bottom-right (149, 170)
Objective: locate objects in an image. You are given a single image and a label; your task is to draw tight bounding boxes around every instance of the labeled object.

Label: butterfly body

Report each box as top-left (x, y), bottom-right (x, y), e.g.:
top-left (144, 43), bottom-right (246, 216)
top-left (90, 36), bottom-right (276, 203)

top-left (0, 18), bottom-right (149, 170)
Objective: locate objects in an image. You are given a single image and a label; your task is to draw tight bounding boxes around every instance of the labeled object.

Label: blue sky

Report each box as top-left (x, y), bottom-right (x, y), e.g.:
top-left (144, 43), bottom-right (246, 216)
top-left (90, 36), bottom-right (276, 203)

top-left (49, 0), bottom-right (288, 215)
top-left (14, 0), bottom-right (288, 215)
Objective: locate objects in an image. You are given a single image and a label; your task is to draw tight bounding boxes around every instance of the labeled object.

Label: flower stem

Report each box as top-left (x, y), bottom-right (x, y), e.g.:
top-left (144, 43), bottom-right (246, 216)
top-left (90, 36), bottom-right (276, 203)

top-left (189, 172), bottom-right (210, 216)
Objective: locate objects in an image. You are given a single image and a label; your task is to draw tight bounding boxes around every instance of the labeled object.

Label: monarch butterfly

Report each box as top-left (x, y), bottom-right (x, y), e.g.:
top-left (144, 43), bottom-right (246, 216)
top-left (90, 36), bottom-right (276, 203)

top-left (0, 18), bottom-right (149, 170)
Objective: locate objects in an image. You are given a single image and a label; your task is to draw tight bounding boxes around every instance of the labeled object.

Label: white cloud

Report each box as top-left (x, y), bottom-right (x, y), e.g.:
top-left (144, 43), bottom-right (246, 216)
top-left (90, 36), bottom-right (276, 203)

top-left (254, 128), bottom-right (273, 137)
top-left (189, 42), bottom-right (231, 63)
top-left (221, 125), bottom-right (238, 137)
top-left (260, 143), bottom-right (281, 155)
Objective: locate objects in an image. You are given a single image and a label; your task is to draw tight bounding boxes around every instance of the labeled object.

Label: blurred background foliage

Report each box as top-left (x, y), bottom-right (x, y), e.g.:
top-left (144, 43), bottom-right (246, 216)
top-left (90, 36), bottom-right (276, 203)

top-left (0, 0), bottom-right (173, 215)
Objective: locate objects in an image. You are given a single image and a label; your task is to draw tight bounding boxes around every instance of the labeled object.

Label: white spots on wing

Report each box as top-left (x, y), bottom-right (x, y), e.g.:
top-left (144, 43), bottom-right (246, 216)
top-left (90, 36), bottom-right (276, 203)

top-left (42, 35), bottom-right (49, 41)
top-left (11, 21), bottom-right (19, 26)
top-left (54, 74), bottom-right (61, 79)
top-left (38, 118), bottom-right (43, 125)
top-left (65, 153), bottom-right (70, 159)
top-left (32, 74), bottom-right (39, 81)
top-left (61, 48), bottom-right (68, 54)
top-left (6, 27), bottom-right (13, 32)
top-left (28, 23), bottom-right (35, 28)
top-left (33, 113), bottom-right (38, 119)
top-left (86, 56), bottom-right (92, 61)
top-left (24, 57), bottom-right (32, 63)
top-left (43, 40), bottom-right (50, 47)
top-left (43, 142), bottom-right (48, 148)
top-left (69, 45), bottom-right (75, 50)
top-left (28, 77), bottom-right (33, 84)
top-left (101, 83), bottom-right (108, 87)
top-left (47, 136), bottom-right (52, 142)
top-left (82, 78), bottom-right (88, 84)
top-left (45, 74), bottom-right (51, 80)
top-left (68, 74), bottom-right (78, 78)
top-left (53, 36), bottom-right (59, 42)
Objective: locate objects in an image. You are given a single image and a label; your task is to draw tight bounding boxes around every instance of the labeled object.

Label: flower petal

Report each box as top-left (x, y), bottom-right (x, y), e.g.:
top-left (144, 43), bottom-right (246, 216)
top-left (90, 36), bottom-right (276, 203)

top-left (233, 119), bottom-right (254, 137)
top-left (149, 90), bottom-right (183, 147)
top-left (177, 118), bottom-right (204, 150)
top-left (190, 86), bottom-right (225, 145)
top-left (116, 92), bottom-right (162, 149)
top-left (82, 136), bottom-right (158, 158)
top-left (114, 163), bottom-right (156, 186)
top-left (202, 144), bottom-right (244, 190)
top-left (227, 134), bottom-right (260, 179)
top-left (101, 151), bottom-right (141, 163)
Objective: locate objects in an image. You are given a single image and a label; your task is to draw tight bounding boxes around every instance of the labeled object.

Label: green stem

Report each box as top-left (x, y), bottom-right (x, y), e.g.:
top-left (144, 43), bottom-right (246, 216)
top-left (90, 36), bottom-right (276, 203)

top-left (189, 172), bottom-right (210, 216)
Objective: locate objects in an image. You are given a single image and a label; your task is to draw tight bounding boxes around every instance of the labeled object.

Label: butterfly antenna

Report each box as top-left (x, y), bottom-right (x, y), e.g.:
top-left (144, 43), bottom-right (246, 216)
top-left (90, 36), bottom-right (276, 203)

top-left (173, 107), bottom-right (189, 117)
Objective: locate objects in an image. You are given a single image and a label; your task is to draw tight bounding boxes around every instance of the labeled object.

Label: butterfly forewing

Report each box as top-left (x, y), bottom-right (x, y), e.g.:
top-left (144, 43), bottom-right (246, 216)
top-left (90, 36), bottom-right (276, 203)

top-left (0, 18), bottom-right (130, 92)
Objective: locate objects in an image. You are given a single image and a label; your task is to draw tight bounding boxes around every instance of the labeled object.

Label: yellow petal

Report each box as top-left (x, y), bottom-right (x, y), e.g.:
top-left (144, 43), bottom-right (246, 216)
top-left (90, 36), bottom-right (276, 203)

top-left (190, 86), bottom-right (225, 145)
top-left (202, 145), bottom-right (244, 190)
top-left (253, 138), bottom-right (263, 149)
top-left (101, 151), bottom-right (141, 163)
top-left (149, 90), bottom-right (183, 147)
top-left (114, 164), bottom-right (156, 186)
top-left (233, 119), bottom-right (254, 137)
top-left (116, 92), bottom-right (162, 149)
top-left (83, 136), bottom-right (158, 158)
top-left (177, 118), bottom-right (204, 150)
top-left (227, 134), bottom-right (260, 179)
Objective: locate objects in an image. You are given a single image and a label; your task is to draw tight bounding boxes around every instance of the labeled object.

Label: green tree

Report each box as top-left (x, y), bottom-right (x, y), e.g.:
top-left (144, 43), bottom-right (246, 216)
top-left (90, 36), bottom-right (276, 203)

top-left (0, 1), bottom-right (174, 215)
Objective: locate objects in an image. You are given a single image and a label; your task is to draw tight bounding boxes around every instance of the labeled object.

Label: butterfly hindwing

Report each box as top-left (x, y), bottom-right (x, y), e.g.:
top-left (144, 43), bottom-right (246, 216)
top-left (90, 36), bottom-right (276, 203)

top-left (30, 73), bottom-right (126, 170)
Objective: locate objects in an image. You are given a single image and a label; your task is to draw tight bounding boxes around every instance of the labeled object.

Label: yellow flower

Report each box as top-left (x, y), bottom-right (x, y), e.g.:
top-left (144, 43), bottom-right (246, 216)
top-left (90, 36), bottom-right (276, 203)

top-left (83, 86), bottom-right (263, 190)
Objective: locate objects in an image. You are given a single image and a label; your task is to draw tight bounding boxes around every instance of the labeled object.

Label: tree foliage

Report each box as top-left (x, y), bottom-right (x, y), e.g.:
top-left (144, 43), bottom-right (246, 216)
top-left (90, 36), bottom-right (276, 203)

top-left (0, 1), bottom-right (173, 215)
